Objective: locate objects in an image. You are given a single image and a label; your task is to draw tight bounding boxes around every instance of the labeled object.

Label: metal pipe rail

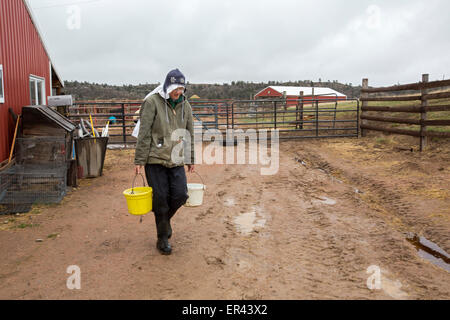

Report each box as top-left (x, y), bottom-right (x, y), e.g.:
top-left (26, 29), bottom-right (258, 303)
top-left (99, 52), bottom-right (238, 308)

top-left (228, 98), bottom-right (360, 139)
top-left (68, 98), bottom-right (360, 145)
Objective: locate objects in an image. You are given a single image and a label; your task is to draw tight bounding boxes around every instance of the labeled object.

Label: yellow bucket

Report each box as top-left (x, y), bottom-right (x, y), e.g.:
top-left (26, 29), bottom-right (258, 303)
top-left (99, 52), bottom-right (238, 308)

top-left (123, 174), bottom-right (152, 216)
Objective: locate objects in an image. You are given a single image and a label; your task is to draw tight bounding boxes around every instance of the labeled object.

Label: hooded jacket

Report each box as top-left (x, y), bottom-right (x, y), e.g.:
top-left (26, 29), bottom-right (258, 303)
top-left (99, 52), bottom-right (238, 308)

top-left (134, 92), bottom-right (195, 168)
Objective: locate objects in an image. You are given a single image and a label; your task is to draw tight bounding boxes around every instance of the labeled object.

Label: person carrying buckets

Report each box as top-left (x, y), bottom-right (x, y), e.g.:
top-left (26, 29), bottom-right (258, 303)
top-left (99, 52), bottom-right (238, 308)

top-left (134, 69), bottom-right (195, 255)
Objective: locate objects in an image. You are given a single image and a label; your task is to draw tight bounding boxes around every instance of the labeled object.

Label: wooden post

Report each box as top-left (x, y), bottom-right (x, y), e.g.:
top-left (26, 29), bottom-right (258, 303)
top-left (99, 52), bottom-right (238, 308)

top-left (299, 91), bottom-right (304, 130)
top-left (361, 78), bottom-right (369, 137)
top-left (420, 74), bottom-right (429, 151)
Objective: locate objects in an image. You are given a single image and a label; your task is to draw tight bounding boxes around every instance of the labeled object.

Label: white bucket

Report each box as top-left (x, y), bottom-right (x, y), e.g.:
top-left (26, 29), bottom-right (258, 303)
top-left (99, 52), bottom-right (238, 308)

top-left (185, 183), bottom-right (206, 207)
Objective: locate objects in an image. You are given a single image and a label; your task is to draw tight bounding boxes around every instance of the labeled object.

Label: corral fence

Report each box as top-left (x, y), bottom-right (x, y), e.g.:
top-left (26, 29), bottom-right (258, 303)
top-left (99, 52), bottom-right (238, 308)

top-left (360, 74), bottom-right (450, 151)
top-left (67, 96), bottom-right (360, 145)
top-left (67, 100), bottom-right (236, 145)
top-left (227, 97), bottom-right (359, 139)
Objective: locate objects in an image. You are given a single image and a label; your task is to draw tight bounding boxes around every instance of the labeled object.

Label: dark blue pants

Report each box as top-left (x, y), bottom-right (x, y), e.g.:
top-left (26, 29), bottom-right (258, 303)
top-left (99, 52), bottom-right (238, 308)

top-left (144, 164), bottom-right (188, 239)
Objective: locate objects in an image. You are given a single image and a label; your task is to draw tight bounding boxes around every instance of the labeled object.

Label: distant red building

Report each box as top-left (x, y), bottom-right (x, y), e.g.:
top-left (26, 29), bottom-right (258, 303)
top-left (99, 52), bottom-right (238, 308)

top-left (0, 0), bottom-right (64, 163)
top-left (255, 86), bottom-right (347, 107)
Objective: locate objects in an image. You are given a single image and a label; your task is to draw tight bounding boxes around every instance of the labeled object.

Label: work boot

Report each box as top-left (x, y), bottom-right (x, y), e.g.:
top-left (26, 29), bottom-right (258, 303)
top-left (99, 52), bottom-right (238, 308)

top-left (168, 221), bottom-right (172, 239)
top-left (156, 238), bottom-right (172, 255)
top-left (156, 219), bottom-right (170, 239)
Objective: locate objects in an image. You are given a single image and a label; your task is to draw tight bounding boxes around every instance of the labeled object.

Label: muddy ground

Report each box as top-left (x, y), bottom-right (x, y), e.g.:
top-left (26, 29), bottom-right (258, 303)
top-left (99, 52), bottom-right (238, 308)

top-left (0, 134), bottom-right (449, 300)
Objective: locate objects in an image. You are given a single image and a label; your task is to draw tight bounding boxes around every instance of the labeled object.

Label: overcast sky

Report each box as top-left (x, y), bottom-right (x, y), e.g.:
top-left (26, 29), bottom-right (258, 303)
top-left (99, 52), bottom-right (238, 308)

top-left (29, 0), bottom-right (450, 87)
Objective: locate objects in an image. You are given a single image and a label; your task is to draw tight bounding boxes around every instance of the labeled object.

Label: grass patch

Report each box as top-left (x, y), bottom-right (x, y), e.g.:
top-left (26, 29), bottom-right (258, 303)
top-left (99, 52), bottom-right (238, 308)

top-left (47, 233), bottom-right (59, 239)
top-left (16, 223), bottom-right (35, 229)
top-left (375, 137), bottom-right (390, 145)
top-left (364, 98), bottom-right (450, 135)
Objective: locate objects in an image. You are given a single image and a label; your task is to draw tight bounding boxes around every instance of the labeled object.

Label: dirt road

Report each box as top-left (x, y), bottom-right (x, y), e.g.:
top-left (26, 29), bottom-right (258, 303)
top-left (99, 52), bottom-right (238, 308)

top-left (0, 136), bottom-right (449, 299)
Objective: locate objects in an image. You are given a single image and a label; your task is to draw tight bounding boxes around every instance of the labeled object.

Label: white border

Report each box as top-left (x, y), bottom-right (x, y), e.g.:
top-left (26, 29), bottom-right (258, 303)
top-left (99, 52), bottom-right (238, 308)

top-left (0, 65), bottom-right (4, 103)
top-left (30, 74), bottom-right (46, 105)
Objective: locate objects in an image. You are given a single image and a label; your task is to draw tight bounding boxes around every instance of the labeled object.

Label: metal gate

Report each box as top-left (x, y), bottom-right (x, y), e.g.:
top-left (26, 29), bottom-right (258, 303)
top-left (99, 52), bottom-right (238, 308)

top-left (211, 97), bottom-right (360, 139)
top-left (67, 98), bottom-right (359, 145)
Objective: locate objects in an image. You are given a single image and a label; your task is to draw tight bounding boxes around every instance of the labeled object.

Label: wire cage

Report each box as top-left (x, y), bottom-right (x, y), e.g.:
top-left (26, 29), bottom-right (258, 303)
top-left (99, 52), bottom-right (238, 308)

top-left (16, 136), bottom-right (69, 167)
top-left (0, 164), bottom-right (67, 209)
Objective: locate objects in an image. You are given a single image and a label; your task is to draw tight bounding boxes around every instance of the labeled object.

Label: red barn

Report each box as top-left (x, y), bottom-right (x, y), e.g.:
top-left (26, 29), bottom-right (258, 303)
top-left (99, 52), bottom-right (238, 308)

top-left (254, 86), bottom-right (347, 107)
top-left (0, 0), bottom-right (64, 163)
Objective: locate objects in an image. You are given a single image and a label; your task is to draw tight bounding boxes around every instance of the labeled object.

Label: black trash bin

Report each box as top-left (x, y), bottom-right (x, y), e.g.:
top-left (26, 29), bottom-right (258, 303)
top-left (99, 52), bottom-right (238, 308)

top-left (75, 137), bottom-right (108, 178)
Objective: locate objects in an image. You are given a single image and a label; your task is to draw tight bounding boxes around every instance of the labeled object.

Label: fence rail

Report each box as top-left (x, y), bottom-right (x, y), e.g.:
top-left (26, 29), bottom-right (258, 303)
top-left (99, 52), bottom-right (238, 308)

top-left (226, 98), bottom-right (359, 139)
top-left (67, 97), bottom-right (359, 145)
top-left (360, 74), bottom-right (450, 151)
top-left (67, 102), bottom-right (141, 146)
top-left (360, 79), bottom-right (450, 93)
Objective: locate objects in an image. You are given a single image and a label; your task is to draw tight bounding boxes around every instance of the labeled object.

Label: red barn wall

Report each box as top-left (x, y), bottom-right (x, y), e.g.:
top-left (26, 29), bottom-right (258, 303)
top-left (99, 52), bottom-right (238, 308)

top-left (0, 0), bottom-right (51, 163)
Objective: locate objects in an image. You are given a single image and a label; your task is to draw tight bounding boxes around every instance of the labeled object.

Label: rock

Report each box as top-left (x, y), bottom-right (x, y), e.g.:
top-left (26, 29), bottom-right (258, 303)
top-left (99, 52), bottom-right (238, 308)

top-left (35, 239), bottom-right (43, 243)
top-left (405, 232), bottom-right (417, 240)
top-left (205, 256), bottom-right (225, 266)
top-left (294, 157), bottom-right (307, 166)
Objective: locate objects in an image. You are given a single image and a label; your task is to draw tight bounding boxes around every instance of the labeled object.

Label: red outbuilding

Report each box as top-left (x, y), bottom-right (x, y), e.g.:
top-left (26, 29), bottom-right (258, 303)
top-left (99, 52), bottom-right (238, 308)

top-left (254, 86), bottom-right (347, 107)
top-left (0, 0), bottom-right (64, 163)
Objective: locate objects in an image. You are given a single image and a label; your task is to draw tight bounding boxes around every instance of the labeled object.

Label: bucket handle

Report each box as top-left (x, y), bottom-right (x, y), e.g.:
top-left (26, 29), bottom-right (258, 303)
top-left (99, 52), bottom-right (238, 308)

top-left (131, 173), bottom-right (146, 194)
top-left (189, 171), bottom-right (205, 190)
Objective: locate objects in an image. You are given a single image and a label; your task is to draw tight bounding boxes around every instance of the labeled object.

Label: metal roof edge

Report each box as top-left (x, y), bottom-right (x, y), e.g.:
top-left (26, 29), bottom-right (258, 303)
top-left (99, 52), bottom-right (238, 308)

top-left (22, 0), bottom-right (65, 88)
top-left (23, 105), bottom-right (76, 132)
top-left (267, 85), bottom-right (347, 97)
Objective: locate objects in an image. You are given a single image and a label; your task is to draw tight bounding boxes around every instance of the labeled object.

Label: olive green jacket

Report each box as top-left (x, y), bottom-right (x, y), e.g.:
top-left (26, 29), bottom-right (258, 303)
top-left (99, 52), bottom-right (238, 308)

top-left (134, 93), bottom-right (195, 167)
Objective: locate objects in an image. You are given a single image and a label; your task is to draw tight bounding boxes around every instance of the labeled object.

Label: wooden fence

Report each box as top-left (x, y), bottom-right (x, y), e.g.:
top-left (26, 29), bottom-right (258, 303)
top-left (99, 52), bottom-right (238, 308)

top-left (360, 74), bottom-right (450, 151)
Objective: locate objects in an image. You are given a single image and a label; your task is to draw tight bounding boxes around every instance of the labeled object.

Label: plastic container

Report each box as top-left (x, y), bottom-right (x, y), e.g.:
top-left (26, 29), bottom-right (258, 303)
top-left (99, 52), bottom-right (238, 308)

top-left (123, 174), bottom-right (152, 215)
top-left (185, 172), bottom-right (206, 207)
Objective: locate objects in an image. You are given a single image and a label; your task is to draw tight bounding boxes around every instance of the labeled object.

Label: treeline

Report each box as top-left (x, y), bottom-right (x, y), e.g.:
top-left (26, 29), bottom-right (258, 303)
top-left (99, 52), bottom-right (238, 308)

top-left (63, 80), bottom-right (361, 101)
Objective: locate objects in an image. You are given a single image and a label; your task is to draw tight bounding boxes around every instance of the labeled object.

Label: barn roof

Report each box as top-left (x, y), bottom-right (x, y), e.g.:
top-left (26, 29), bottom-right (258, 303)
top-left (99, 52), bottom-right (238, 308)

top-left (255, 86), bottom-right (347, 97)
top-left (22, 0), bottom-right (65, 88)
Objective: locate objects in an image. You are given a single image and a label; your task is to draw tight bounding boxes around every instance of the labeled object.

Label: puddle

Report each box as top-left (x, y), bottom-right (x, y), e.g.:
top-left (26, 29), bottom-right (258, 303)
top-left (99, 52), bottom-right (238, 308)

top-left (234, 208), bottom-right (266, 235)
top-left (406, 233), bottom-right (450, 272)
top-left (381, 274), bottom-right (408, 299)
top-left (313, 196), bottom-right (337, 206)
top-left (237, 260), bottom-right (252, 271)
top-left (224, 198), bottom-right (235, 207)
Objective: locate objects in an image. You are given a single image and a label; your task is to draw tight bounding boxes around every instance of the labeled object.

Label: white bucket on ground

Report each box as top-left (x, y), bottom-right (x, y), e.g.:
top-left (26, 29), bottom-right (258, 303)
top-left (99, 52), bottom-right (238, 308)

top-left (185, 183), bottom-right (206, 207)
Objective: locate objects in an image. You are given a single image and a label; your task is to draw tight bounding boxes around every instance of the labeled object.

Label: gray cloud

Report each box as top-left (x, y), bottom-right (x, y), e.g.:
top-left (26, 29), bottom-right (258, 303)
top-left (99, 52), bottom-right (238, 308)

top-left (30, 0), bottom-right (450, 87)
